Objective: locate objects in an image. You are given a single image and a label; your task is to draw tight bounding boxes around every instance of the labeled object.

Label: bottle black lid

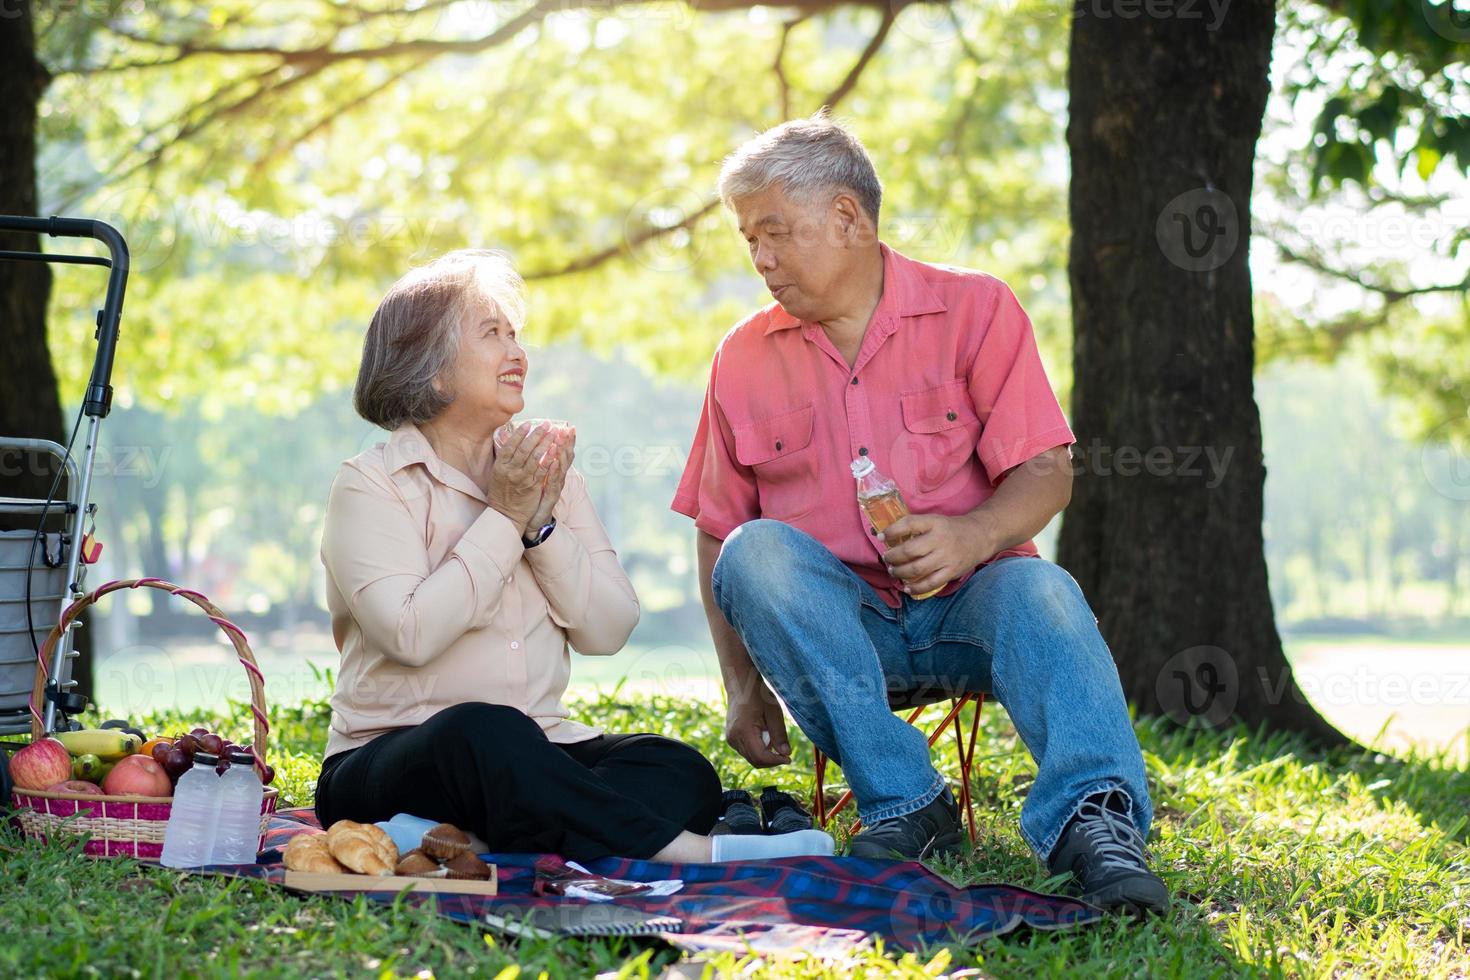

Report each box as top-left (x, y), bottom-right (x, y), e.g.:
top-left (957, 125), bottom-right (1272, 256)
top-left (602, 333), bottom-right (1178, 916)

top-left (227, 750), bottom-right (255, 765)
top-left (193, 751), bottom-right (220, 766)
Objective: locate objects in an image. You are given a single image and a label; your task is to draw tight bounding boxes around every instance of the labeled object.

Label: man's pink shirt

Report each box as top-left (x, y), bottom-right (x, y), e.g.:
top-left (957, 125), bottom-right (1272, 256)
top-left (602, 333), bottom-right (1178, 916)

top-left (672, 244), bottom-right (1075, 607)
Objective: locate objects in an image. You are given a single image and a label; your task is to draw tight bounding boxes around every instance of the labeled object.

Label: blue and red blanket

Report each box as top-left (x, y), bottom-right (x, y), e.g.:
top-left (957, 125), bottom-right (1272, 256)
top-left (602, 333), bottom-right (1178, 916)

top-left (220, 808), bottom-right (1101, 952)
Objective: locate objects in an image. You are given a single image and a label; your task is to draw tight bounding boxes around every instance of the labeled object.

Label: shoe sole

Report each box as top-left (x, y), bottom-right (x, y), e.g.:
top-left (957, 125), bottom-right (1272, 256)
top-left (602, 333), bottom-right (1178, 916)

top-left (1082, 878), bottom-right (1172, 917)
top-left (848, 827), bottom-right (967, 862)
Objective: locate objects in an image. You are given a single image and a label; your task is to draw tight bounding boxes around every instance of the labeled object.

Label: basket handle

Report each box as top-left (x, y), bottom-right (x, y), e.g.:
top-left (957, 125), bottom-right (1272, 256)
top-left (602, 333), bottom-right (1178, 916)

top-left (29, 577), bottom-right (270, 780)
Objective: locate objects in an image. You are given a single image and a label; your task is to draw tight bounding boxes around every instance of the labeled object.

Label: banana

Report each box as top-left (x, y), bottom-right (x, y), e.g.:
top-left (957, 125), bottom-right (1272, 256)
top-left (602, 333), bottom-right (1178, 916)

top-left (55, 729), bottom-right (142, 761)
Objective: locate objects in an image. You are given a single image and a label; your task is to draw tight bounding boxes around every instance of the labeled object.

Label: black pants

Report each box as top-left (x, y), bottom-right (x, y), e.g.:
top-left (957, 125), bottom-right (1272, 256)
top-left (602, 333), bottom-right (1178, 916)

top-left (314, 702), bottom-right (722, 861)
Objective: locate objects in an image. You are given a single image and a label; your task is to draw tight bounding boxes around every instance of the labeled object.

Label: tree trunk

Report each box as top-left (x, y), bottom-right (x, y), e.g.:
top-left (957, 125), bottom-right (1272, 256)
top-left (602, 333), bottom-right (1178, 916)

top-left (1059, 0), bottom-right (1343, 743)
top-left (0, 3), bottom-right (94, 700)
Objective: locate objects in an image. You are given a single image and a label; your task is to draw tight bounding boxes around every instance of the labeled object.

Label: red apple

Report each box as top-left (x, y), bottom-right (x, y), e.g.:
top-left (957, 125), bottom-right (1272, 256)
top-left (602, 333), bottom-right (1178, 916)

top-left (47, 779), bottom-right (103, 795)
top-left (102, 755), bottom-right (172, 798)
top-left (9, 737), bottom-right (73, 791)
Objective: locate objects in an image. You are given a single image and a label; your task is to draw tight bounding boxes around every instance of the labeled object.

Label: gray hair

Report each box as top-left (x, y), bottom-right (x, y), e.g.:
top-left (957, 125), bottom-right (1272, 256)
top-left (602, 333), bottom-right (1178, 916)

top-left (354, 249), bottom-right (527, 430)
top-left (718, 114), bottom-right (883, 225)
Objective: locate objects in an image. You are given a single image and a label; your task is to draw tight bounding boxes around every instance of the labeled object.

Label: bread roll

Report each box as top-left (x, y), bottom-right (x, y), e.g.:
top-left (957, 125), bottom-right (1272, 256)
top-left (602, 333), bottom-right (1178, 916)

top-left (325, 819), bottom-right (398, 876)
top-left (283, 833), bottom-right (347, 874)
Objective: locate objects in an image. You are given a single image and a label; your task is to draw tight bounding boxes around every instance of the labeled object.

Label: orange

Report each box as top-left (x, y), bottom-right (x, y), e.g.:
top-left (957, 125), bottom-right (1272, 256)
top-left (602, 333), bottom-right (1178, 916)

top-left (138, 737), bottom-right (172, 757)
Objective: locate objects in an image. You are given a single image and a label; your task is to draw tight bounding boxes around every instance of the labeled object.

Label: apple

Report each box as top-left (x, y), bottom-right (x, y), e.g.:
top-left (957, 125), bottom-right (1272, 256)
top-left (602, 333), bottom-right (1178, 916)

top-left (47, 779), bottom-right (103, 795)
top-left (101, 755), bottom-right (172, 798)
top-left (9, 737), bottom-right (73, 791)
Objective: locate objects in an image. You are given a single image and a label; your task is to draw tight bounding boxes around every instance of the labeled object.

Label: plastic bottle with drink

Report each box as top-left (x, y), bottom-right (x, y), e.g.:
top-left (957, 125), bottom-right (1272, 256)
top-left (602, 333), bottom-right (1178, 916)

top-left (852, 455), bottom-right (942, 600)
top-left (160, 752), bottom-right (223, 868)
top-left (209, 750), bottom-right (266, 865)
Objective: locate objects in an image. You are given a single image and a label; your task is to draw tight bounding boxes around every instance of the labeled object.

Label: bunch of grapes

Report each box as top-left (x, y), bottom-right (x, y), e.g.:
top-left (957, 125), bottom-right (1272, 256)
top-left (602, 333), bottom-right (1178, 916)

top-left (150, 727), bottom-right (275, 787)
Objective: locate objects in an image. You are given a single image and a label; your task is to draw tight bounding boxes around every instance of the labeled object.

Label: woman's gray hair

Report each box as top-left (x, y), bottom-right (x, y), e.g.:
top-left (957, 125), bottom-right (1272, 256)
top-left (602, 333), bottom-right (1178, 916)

top-left (718, 113), bottom-right (883, 225)
top-left (354, 249), bottom-right (527, 430)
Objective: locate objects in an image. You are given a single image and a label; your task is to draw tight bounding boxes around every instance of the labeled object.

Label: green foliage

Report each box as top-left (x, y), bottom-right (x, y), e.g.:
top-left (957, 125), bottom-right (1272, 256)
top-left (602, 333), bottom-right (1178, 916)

top-left (1283, 0), bottom-right (1470, 194)
top-left (1257, 7), bottom-right (1468, 453)
top-left (4, 691), bottom-right (1466, 977)
top-left (36, 0), bottom-right (1072, 411)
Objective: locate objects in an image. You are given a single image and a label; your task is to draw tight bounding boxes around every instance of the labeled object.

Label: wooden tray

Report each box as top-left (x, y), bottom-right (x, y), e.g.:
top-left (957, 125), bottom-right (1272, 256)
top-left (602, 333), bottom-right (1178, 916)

top-left (283, 869), bottom-right (498, 896)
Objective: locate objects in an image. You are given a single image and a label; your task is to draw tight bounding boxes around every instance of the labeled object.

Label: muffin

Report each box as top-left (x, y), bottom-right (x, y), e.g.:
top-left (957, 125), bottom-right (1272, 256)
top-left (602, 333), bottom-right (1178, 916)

top-left (421, 823), bottom-right (472, 861)
top-left (394, 848), bottom-right (445, 877)
top-left (442, 850), bottom-right (493, 881)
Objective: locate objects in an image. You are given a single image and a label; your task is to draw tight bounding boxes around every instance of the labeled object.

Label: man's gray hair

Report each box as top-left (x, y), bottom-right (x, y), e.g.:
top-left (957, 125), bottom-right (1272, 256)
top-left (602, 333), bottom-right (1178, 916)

top-left (718, 114), bottom-right (883, 225)
top-left (354, 249), bottom-right (527, 430)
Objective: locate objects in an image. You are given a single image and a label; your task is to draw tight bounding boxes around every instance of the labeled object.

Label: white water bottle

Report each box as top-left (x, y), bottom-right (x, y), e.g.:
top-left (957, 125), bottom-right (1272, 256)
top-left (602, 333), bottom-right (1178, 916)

top-left (209, 750), bottom-right (266, 865)
top-left (160, 752), bottom-right (223, 868)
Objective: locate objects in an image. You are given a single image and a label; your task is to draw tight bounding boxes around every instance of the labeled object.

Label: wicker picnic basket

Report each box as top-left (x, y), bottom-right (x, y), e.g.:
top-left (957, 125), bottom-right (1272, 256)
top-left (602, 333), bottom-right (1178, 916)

top-left (9, 578), bottom-right (279, 860)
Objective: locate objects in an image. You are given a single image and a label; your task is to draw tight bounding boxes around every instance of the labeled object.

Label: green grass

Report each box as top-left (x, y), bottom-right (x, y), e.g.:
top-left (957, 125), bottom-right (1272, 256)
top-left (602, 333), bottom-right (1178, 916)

top-left (3, 691), bottom-right (1467, 979)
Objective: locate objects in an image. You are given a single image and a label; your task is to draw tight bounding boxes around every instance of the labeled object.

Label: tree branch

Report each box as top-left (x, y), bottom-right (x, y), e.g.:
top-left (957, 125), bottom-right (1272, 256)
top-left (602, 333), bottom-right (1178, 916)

top-left (524, 7), bottom-right (896, 280)
top-left (817, 6), bottom-right (896, 111)
top-left (773, 15), bottom-right (812, 121)
top-left (250, 57), bottom-right (434, 177)
top-left (99, 0), bottom-right (615, 68)
top-left (524, 198), bottom-right (724, 280)
top-left (1270, 235), bottom-right (1470, 302)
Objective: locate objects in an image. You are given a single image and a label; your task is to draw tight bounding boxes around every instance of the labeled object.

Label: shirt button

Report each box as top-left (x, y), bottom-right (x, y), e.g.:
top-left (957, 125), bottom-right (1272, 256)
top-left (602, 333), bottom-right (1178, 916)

top-left (850, 376), bottom-right (859, 385)
top-left (775, 440), bottom-right (783, 451)
top-left (510, 641), bottom-right (520, 650)
top-left (858, 447), bottom-right (868, 456)
top-left (946, 410), bottom-right (958, 421)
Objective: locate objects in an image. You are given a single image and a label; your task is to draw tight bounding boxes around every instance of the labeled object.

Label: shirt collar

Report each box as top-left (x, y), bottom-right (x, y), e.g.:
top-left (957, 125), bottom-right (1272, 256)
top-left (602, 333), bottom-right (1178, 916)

top-left (762, 242), bottom-right (948, 335)
top-left (383, 423), bottom-right (488, 503)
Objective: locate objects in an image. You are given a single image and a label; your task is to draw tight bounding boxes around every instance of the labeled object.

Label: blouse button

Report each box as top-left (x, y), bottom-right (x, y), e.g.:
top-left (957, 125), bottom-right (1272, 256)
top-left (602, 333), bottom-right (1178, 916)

top-left (510, 641), bottom-right (520, 650)
top-left (775, 440), bottom-right (783, 451)
top-left (946, 410), bottom-right (958, 421)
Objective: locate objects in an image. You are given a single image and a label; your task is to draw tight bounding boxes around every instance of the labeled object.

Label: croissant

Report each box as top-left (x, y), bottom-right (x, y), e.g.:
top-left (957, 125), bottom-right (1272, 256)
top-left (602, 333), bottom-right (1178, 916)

top-left (283, 833), bottom-right (347, 874)
top-left (325, 819), bottom-right (398, 876)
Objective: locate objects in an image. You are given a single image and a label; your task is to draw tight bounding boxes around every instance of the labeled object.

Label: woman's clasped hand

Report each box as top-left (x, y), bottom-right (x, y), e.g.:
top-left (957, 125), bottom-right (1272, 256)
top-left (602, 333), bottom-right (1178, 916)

top-left (488, 421), bottom-right (576, 536)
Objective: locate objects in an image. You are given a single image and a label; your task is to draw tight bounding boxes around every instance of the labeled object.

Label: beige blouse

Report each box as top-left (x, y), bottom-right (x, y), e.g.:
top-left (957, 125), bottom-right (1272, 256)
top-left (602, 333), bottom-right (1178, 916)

top-left (319, 423), bottom-right (640, 759)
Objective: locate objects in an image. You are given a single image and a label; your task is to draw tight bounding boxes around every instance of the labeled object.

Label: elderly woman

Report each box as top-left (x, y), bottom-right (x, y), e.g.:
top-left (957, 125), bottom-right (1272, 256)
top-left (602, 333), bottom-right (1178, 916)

top-left (314, 249), bottom-right (832, 863)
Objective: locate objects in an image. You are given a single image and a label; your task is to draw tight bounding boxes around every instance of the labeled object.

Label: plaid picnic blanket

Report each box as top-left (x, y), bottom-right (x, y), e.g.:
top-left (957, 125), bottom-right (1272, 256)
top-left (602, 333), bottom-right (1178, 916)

top-left (218, 808), bottom-right (1102, 952)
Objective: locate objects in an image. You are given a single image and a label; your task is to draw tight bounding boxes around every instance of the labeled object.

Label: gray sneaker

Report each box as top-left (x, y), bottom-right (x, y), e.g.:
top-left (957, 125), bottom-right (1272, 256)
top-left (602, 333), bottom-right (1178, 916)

top-left (1047, 789), bottom-right (1170, 916)
top-left (848, 787), bottom-right (965, 861)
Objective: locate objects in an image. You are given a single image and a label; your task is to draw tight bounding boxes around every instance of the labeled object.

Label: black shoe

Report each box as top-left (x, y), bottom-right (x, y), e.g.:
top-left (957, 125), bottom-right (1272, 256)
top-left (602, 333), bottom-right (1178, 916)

top-left (1047, 788), bottom-right (1170, 916)
top-left (710, 789), bottom-right (764, 836)
top-left (759, 787), bottom-right (813, 835)
top-left (847, 787), bottom-right (964, 861)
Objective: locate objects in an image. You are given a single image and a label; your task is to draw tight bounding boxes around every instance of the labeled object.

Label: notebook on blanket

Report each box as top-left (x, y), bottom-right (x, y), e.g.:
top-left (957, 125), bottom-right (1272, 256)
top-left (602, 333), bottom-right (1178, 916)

top-left (484, 904), bottom-right (684, 939)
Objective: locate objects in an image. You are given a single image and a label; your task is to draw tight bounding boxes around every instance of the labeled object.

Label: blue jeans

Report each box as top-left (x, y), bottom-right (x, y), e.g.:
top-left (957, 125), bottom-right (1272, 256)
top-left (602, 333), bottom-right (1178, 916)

top-left (711, 519), bottom-right (1152, 861)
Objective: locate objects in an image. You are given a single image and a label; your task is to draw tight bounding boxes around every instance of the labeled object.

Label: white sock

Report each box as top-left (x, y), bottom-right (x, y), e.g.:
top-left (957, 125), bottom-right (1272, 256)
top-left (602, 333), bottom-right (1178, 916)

top-left (708, 829), bottom-right (835, 863)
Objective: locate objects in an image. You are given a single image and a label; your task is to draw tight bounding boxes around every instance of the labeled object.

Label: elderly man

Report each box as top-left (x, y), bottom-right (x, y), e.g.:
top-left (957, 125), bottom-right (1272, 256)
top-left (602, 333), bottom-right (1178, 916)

top-left (672, 116), bottom-right (1169, 916)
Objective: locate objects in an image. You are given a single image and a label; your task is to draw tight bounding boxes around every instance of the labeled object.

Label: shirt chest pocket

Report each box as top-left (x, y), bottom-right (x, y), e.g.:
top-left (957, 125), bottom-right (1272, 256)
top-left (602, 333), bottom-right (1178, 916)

top-left (896, 380), bottom-right (981, 493)
top-left (732, 404), bottom-right (819, 521)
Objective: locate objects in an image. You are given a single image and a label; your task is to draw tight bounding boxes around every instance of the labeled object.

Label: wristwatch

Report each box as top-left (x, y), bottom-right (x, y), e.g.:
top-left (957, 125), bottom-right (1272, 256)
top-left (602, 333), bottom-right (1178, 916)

top-left (522, 517), bottom-right (557, 549)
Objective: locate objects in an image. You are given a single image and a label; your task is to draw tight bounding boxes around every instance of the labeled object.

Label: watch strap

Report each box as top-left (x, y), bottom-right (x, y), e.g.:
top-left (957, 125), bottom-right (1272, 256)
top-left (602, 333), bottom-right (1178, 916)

top-left (522, 517), bottom-right (557, 548)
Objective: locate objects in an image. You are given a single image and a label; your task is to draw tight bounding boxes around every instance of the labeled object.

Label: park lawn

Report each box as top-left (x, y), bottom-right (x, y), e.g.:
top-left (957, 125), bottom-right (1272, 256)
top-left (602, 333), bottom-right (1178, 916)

top-left (2, 691), bottom-right (1466, 979)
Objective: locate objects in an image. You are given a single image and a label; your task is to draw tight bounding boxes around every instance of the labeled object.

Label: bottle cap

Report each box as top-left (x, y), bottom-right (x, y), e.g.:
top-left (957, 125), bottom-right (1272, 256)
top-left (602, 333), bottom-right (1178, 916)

top-left (850, 456), bottom-right (875, 478)
top-left (227, 750), bottom-right (256, 765)
top-left (193, 752), bottom-right (220, 766)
